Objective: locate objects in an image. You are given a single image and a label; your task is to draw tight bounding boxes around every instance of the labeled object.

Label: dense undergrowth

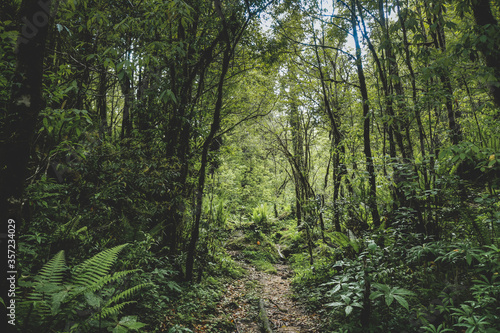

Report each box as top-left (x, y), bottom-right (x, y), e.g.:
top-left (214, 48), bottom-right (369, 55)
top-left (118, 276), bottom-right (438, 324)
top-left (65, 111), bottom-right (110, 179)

top-left (287, 211), bottom-right (500, 332)
top-left (9, 74), bottom-right (500, 333)
top-left (15, 138), bottom-right (500, 332)
top-left (4, 0), bottom-right (500, 331)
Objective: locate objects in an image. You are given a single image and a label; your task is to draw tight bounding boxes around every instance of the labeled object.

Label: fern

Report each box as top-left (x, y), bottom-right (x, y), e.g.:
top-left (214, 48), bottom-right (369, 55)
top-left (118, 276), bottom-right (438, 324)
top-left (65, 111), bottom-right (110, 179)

top-left (20, 250), bottom-right (67, 321)
top-left (329, 231), bottom-right (361, 254)
top-left (106, 282), bottom-right (151, 307)
top-left (72, 244), bottom-right (129, 286)
top-left (53, 216), bottom-right (85, 242)
top-left (18, 243), bottom-right (150, 332)
top-left (34, 250), bottom-right (67, 286)
top-left (98, 301), bottom-right (137, 320)
top-left (85, 269), bottom-right (140, 293)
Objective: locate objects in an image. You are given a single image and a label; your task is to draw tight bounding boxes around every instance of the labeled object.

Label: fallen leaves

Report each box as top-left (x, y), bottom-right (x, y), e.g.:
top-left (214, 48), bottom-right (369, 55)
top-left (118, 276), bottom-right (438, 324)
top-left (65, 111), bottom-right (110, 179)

top-left (208, 251), bottom-right (321, 332)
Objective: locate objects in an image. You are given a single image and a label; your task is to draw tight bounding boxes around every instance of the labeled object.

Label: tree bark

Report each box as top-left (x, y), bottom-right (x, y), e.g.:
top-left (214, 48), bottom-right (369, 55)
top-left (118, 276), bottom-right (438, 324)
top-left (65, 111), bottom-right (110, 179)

top-left (185, 16), bottom-right (233, 281)
top-left (351, 0), bottom-right (381, 228)
top-left (0, 0), bottom-right (52, 317)
top-left (97, 65), bottom-right (109, 137)
top-left (471, 0), bottom-right (500, 114)
top-left (120, 71), bottom-right (132, 139)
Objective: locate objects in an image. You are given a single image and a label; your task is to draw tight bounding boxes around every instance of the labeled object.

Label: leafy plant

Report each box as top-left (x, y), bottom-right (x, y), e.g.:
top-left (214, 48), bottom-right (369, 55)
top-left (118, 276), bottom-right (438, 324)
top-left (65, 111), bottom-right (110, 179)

top-left (18, 244), bottom-right (151, 332)
top-left (370, 283), bottom-right (415, 311)
top-left (252, 203), bottom-right (271, 231)
top-left (328, 231), bottom-right (362, 257)
top-left (168, 324), bottom-right (193, 333)
top-left (421, 323), bottom-right (454, 333)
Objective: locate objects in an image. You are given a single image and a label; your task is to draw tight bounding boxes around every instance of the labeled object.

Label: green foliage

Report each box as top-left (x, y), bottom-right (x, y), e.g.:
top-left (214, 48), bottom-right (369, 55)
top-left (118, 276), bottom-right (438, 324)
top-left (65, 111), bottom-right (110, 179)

top-left (168, 325), bottom-right (193, 333)
top-left (7, 0), bottom-right (500, 331)
top-left (39, 108), bottom-right (92, 141)
top-left (0, 20), bottom-right (16, 111)
top-left (412, 241), bottom-right (500, 332)
top-left (18, 244), bottom-right (151, 332)
top-left (252, 203), bottom-right (272, 231)
top-left (421, 323), bottom-right (454, 333)
top-left (162, 279), bottom-right (226, 330)
top-left (292, 225), bottom-right (500, 331)
top-left (369, 283), bottom-right (415, 311)
top-left (242, 249), bottom-right (278, 274)
top-left (316, 237), bottom-right (416, 331)
top-left (328, 231), bottom-right (362, 257)
top-left (119, 234), bottom-right (187, 330)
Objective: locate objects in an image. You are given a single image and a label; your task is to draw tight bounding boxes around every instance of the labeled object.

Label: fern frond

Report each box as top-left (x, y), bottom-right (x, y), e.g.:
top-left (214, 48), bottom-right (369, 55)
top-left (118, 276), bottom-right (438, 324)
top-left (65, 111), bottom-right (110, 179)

top-left (35, 250), bottom-right (67, 285)
top-left (331, 232), bottom-right (350, 247)
top-left (84, 269), bottom-right (140, 293)
top-left (105, 283), bottom-right (152, 308)
top-left (330, 231), bottom-right (361, 252)
top-left (18, 300), bottom-right (52, 324)
top-left (72, 244), bottom-right (128, 286)
top-left (95, 301), bottom-right (136, 320)
top-left (53, 216), bottom-right (82, 241)
top-left (24, 251), bottom-right (67, 306)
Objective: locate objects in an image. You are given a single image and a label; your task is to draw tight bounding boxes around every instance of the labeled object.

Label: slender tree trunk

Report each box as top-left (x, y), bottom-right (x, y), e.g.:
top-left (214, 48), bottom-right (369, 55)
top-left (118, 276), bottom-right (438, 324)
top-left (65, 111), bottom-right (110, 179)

top-left (357, 5), bottom-right (405, 162)
top-left (120, 73), bottom-right (132, 139)
top-left (351, 0), bottom-right (381, 228)
top-left (312, 32), bottom-right (345, 232)
top-left (424, 0), bottom-right (463, 145)
top-left (289, 99), bottom-right (305, 227)
top-left (376, 0), bottom-right (414, 161)
top-left (397, 0), bottom-right (427, 161)
top-left (185, 22), bottom-right (232, 281)
top-left (97, 65), bottom-right (108, 137)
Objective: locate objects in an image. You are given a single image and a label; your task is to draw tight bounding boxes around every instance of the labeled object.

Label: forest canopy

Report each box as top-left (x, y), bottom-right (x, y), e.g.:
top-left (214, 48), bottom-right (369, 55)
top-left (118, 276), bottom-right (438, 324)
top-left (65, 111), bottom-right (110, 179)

top-left (0, 0), bottom-right (499, 332)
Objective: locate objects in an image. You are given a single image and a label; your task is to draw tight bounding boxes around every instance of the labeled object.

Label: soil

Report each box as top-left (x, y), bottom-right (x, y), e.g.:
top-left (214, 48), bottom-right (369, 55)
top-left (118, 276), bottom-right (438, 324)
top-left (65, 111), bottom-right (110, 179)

top-left (216, 250), bottom-right (322, 333)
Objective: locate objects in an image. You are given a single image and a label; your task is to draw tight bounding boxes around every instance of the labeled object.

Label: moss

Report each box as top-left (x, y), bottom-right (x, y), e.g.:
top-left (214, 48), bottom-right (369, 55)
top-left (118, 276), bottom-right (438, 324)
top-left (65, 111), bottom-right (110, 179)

top-left (251, 259), bottom-right (278, 274)
top-left (225, 232), bottom-right (247, 250)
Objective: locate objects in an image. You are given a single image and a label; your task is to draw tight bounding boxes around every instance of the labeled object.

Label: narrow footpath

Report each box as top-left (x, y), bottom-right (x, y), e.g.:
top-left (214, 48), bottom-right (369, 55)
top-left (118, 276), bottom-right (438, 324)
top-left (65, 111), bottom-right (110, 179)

top-left (215, 250), bottom-right (321, 333)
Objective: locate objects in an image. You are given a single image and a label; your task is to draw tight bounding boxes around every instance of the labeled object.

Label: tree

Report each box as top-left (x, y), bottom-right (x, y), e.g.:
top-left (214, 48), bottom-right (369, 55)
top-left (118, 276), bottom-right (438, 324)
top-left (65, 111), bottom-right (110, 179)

top-left (348, 0), bottom-right (381, 228)
top-left (0, 0), bottom-right (53, 319)
top-left (469, 0), bottom-right (500, 114)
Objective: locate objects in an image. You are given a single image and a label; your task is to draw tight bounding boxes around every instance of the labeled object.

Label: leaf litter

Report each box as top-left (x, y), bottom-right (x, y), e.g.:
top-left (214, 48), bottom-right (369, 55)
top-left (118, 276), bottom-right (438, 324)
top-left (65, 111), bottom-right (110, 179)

top-left (205, 250), bottom-right (321, 333)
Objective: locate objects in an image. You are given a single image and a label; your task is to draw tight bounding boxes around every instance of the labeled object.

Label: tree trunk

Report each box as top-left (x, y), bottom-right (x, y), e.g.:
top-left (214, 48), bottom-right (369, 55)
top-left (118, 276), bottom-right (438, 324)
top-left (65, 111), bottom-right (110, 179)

top-left (97, 65), bottom-right (108, 137)
top-left (311, 32), bottom-right (345, 232)
top-left (120, 72), bottom-right (132, 139)
top-left (185, 20), bottom-right (232, 281)
top-left (424, 0), bottom-right (463, 145)
top-left (396, 0), bottom-right (427, 162)
top-left (470, 0), bottom-right (500, 114)
top-left (351, 0), bottom-right (381, 228)
top-left (289, 99), bottom-right (305, 228)
top-left (0, 0), bottom-right (52, 315)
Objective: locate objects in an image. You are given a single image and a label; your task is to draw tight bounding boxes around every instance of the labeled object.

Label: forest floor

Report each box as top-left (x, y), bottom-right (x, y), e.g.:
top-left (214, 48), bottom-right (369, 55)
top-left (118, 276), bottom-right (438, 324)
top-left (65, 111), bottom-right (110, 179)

top-left (207, 248), bottom-right (322, 332)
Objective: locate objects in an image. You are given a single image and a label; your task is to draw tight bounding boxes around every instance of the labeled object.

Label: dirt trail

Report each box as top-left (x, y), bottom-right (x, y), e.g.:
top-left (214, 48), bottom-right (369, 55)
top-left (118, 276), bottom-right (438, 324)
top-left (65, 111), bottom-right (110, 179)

top-left (219, 251), bottom-right (321, 333)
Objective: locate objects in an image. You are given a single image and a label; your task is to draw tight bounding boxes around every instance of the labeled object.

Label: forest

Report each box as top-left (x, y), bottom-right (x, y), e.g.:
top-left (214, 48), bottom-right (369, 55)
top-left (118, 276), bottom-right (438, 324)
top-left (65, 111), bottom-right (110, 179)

top-left (0, 0), bottom-right (499, 332)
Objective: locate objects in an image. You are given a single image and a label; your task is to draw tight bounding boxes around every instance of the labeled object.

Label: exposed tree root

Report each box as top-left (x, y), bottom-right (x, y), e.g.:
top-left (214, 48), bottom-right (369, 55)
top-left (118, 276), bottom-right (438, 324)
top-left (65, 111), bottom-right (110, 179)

top-left (259, 298), bottom-right (273, 333)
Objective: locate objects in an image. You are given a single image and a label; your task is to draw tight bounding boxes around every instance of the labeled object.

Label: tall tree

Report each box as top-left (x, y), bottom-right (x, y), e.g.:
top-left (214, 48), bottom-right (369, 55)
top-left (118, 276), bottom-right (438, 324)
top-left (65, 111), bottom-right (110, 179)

top-left (0, 0), bottom-right (53, 317)
top-left (185, 2), bottom-right (234, 281)
top-left (469, 0), bottom-right (500, 114)
top-left (350, 0), bottom-right (381, 228)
